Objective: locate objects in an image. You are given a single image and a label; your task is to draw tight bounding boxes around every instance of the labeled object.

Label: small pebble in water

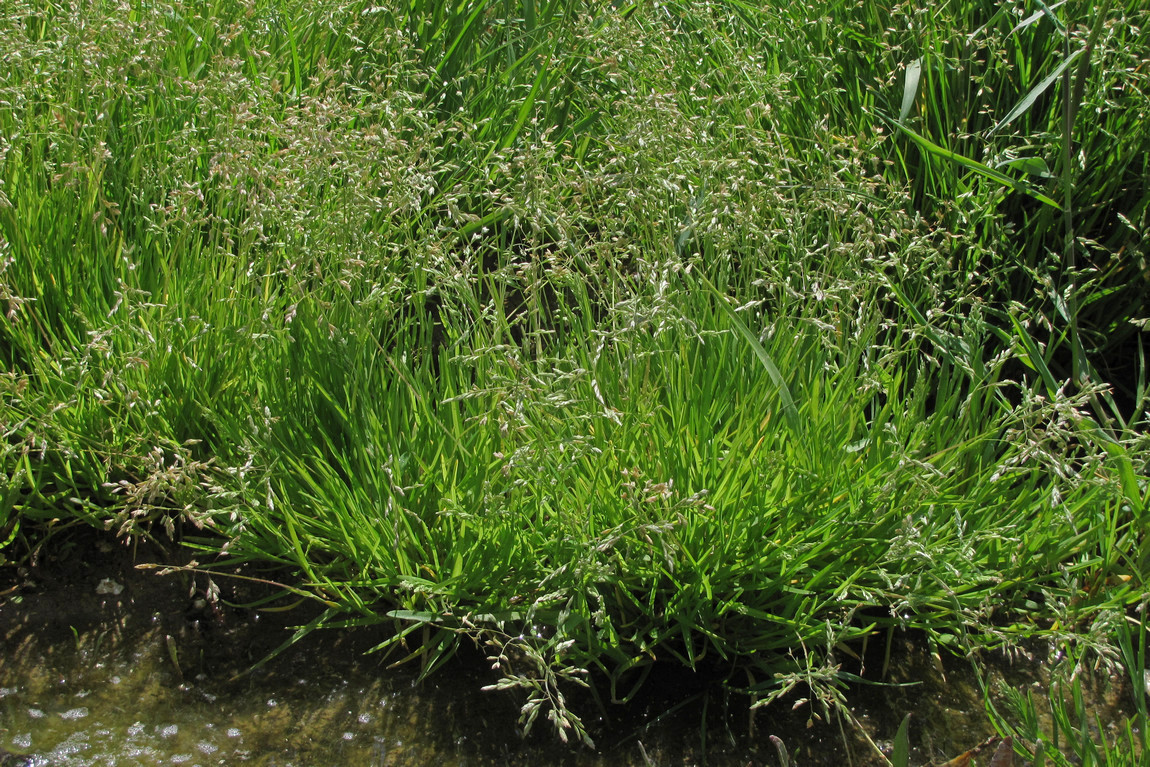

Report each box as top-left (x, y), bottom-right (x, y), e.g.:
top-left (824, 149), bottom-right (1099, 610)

top-left (95, 578), bottom-right (124, 596)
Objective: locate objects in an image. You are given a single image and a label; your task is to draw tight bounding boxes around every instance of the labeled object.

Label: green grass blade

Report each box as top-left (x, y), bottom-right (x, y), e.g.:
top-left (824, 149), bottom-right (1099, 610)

top-left (988, 48), bottom-right (1083, 137)
top-left (898, 58), bottom-right (922, 124)
top-left (691, 272), bottom-right (799, 434)
top-left (891, 713), bottom-right (911, 767)
top-left (885, 117), bottom-right (1062, 210)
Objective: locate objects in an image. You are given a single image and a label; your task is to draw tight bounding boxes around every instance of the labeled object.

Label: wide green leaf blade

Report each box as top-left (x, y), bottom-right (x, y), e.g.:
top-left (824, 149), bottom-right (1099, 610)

top-left (988, 48), bottom-right (1083, 137)
top-left (886, 117), bottom-right (1062, 210)
top-left (898, 58), bottom-right (922, 124)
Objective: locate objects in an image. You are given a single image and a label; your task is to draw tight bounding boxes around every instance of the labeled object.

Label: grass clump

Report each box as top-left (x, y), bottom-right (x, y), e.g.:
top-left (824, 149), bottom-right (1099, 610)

top-left (1, 0), bottom-right (1147, 752)
top-left (989, 603), bottom-right (1148, 766)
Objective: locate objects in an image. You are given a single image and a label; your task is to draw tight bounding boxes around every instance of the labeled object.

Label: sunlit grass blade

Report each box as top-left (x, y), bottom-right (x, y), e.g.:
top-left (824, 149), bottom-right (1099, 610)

top-left (988, 49), bottom-right (1083, 137)
top-left (885, 117), bottom-right (1062, 210)
top-left (690, 272), bottom-right (799, 434)
top-left (898, 58), bottom-right (922, 124)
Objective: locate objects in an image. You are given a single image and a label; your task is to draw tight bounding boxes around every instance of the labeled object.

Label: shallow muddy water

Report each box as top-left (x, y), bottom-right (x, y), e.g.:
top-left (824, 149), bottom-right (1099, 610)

top-left (0, 535), bottom-right (1137, 766)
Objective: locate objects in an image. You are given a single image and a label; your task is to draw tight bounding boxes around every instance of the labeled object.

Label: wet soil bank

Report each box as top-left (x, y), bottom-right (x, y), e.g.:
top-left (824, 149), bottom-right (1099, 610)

top-left (0, 532), bottom-right (1137, 766)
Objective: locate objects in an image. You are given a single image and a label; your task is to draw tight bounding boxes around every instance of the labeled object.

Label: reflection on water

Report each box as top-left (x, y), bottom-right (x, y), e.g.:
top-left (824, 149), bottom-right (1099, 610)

top-left (0, 642), bottom-right (452, 766)
top-left (0, 536), bottom-right (1136, 766)
top-left (0, 574), bottom-right (556, 765)
top-left (1, 537), bottom-right (806, 766)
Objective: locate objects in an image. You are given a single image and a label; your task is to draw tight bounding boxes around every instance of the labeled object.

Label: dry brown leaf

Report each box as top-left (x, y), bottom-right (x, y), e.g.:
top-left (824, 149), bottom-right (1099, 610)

top-left (933, 736), bottom-right (1001, 767)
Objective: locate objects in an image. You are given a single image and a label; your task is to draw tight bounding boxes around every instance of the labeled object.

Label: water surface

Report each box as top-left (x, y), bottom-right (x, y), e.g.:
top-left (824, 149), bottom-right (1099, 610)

top-left (0, 535), bottom-right (1134, 766)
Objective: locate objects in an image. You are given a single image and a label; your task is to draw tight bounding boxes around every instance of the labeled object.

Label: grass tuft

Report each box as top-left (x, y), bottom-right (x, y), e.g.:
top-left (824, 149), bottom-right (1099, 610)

top-left (2, 0), bottom-right (1146, 749)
